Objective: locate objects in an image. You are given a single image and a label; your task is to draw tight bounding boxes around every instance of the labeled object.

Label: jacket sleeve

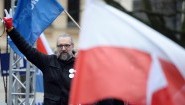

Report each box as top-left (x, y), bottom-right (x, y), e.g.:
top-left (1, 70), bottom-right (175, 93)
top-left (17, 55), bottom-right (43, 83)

top-left (7, 28), bottom-right (49, 72)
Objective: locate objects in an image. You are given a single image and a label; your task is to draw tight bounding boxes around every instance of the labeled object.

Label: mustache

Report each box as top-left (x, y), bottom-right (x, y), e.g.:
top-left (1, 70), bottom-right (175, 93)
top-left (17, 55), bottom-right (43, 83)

top-left (60, 51), bottom-right (68, 53)
top-left (59, 51), bottom-right (67, 56)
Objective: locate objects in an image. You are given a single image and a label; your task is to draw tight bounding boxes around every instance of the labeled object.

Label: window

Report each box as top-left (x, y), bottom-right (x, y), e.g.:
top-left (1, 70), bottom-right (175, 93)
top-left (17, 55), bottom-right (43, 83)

top-left (67, 0), bottom-right (80, 28)
top-left (4, 0), bottom-right (11, 13)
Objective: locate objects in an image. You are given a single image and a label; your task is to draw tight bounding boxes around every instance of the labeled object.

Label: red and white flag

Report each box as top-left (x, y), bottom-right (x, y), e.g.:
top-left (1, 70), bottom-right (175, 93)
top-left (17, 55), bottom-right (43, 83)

top-left (70, 0), bottom-right (185, 105)
top-left (36, 33), bottom-right (53, 55)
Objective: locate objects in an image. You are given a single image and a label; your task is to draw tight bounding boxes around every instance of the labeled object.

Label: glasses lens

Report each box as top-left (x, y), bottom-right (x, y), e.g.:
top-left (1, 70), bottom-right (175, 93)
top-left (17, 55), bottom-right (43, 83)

top-left (57, 44), bottom-right (71, 48)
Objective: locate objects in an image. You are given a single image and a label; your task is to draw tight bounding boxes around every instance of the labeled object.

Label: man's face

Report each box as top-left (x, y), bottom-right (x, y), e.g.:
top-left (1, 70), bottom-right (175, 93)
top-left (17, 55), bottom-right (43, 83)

top-left (56, 37), bottom-right (74, 61)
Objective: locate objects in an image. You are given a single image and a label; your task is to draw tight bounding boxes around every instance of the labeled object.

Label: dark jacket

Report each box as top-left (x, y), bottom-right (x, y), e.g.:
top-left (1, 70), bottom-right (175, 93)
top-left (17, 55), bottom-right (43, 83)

top-left (8, 28), bottom-right (75, 105)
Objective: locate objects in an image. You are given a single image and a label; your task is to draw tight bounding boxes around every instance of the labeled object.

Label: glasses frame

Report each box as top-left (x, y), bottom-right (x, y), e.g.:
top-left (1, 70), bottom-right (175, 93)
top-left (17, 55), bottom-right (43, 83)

top-left (57, 44), bottom-right (71, 49)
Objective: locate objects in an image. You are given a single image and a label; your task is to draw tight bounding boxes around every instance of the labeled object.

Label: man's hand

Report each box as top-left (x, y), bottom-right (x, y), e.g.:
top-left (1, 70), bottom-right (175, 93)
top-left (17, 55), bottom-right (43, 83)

top-left (3, 9), bottom-right (13, 30)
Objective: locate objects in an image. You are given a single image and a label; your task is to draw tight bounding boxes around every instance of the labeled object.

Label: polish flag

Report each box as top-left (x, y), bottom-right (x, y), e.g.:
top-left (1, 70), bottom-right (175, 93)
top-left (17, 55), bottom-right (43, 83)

top-left (69, 0), bottom-right (185, 105)
top-left (36, 33), bottom-right (53, 55)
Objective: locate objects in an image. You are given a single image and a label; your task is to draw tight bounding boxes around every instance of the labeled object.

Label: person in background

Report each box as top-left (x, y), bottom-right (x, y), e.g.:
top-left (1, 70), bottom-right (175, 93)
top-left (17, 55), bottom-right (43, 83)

top-left (3, 9), bottom-right (76, 105)
top-left (3, 9), bottom-right (127, 105)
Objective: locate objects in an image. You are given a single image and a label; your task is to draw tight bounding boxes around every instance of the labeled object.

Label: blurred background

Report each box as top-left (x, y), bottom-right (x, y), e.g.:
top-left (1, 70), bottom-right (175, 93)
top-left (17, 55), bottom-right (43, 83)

top-left (0, 0), bottom-right (185, 104)
top-left (0, 0), bottom-right (185, 52)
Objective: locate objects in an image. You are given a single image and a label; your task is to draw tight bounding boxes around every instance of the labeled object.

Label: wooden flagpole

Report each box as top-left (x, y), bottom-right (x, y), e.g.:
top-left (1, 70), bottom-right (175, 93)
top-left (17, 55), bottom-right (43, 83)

top-left (64, 10), bottom-right (81, 30)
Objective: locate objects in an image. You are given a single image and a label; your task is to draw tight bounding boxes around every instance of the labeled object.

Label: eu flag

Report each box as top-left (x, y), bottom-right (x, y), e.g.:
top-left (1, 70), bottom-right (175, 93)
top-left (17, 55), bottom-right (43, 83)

top-left (9, 0), bottom-right (64, 57)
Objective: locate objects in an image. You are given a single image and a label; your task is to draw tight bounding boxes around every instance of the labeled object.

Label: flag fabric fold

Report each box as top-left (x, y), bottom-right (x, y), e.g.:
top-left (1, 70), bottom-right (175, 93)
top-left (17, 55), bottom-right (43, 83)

top-left (69, 0), bottom-right (185, 105)
top-left (9, 0), bottom-right (63, 57)
top-left (36, 33), bottom-right (53, 55)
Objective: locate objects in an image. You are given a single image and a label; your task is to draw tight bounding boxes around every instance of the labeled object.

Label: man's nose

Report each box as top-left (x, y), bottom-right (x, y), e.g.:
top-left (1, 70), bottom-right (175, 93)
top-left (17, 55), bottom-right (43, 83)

top-left (61, 46), bottom-right (67, 50)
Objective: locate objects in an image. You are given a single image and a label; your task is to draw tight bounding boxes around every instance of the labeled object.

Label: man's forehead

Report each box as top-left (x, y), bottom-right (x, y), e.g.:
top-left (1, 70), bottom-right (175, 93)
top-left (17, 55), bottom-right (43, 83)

top-left (57, 37), bottom-right (71, 44)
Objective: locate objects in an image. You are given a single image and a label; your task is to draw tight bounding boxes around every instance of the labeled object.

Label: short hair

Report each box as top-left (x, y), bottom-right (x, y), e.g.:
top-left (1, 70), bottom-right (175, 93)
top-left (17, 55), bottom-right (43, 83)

top-left (56, 34), bottom-right (74, 46)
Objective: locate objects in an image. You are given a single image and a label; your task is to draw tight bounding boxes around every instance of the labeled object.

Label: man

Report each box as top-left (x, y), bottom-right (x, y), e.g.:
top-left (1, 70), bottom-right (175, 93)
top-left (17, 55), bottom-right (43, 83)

top-left (3, 13), bottom-right (75, 105)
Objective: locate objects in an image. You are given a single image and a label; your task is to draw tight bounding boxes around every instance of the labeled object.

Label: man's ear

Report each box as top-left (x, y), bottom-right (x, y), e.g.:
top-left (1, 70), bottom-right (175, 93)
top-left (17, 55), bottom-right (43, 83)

top-left (71, 43), bottom-right (74, 48)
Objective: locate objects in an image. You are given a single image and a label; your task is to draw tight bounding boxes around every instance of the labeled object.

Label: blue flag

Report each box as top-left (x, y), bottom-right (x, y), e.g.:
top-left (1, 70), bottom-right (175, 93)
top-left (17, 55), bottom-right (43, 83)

top-left (9, 0), bottom-right (64, 56)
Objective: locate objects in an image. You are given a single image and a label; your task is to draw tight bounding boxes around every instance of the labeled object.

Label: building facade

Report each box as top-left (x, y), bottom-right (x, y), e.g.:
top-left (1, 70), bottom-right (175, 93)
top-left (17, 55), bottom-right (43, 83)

top-left (0, 0), bottom-right (84, 52)
top-left (0, 0), bottom-right (134, 52)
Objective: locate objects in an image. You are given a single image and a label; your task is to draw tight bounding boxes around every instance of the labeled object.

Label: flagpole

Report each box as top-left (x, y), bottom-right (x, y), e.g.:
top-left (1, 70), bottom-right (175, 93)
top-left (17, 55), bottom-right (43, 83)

top-left (64, 10), bottom-right (81, 30)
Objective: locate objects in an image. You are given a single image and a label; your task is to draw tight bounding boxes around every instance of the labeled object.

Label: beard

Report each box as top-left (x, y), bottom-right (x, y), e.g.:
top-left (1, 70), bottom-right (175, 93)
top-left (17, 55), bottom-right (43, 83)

top-left (58, 52), bottom-right (72, 61)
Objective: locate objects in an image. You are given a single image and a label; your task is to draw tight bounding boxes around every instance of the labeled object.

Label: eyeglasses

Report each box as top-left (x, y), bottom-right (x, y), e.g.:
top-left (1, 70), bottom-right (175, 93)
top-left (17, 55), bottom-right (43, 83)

top-left (57, 44), bottom-right (71, 48)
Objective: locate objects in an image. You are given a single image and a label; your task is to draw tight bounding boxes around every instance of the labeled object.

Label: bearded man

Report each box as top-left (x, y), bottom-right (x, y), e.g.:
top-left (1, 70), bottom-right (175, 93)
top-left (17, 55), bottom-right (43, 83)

top-left (3, 14), bottom-right (75, 105)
